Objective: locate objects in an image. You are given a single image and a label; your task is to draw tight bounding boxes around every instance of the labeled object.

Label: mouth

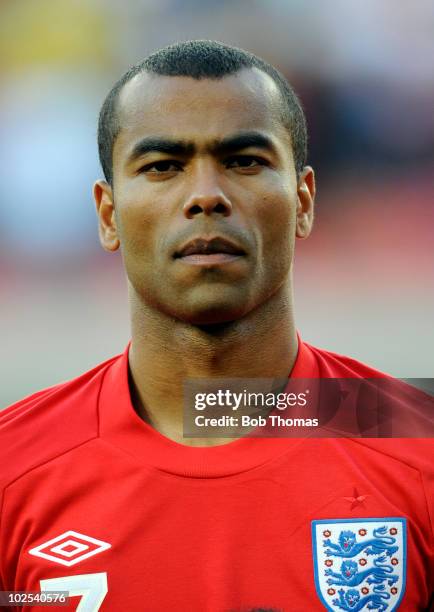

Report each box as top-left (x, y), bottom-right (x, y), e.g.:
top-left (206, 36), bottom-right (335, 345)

top-left (174, 237), bottom-right (246, 266)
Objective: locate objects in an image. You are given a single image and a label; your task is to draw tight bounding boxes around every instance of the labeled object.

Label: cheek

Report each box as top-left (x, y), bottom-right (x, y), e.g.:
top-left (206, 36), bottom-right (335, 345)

top-left (115, 194), bottom-right (161, 262)
top-left (249, 185), bottom-right (297, 296)
top-left (116, 202), bottom-right (169, 304)
top-left (255, 186), bottom-right (296, 260)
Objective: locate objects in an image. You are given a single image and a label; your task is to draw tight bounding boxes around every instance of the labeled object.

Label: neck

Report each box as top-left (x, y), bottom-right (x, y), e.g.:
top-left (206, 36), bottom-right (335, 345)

top-left (128, 282), bottom-right (298, 444)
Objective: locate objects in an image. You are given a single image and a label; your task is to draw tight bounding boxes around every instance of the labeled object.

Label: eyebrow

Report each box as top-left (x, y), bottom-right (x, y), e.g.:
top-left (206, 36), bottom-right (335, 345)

top-left (215, 132), bottom-right (276, 155)
top-left (127, 138), bottom-right (194, 163)
top-left (126, 131), bottom-right (277, 164)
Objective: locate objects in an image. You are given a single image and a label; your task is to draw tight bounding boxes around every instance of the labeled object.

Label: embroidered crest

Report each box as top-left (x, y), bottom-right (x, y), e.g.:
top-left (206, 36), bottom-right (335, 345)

top-left (29, 530), bottom-right (111, 566)
top-left (312, 518), bottom-right (406, 611)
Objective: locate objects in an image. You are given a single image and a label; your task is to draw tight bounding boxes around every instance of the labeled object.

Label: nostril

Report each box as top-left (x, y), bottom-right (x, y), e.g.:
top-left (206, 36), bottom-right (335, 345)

top-left (189, 204), bottom-right (203, 215)
top-left (214, 202), bottom-right (228, 214)
top-left (183, 196), bottom-right (232, 218)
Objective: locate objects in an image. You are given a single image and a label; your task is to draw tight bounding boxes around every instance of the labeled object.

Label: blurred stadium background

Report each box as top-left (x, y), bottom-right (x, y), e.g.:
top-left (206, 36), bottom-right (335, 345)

top-left (1, 0), bottom-right (433, 407)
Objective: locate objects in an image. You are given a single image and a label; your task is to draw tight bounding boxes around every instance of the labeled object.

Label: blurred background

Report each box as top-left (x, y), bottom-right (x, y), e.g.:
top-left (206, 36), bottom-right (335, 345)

top-left (1, 0), bottom-right (433, 407)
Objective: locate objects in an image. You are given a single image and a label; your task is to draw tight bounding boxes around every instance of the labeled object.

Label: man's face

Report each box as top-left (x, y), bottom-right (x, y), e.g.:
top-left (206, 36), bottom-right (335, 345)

top-left (94, 67), bottom-right (315, 325)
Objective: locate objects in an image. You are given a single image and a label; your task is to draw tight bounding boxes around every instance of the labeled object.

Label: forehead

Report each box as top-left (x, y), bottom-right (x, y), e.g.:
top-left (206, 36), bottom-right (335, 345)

top-left (114, 67), bottom-right (289, 156)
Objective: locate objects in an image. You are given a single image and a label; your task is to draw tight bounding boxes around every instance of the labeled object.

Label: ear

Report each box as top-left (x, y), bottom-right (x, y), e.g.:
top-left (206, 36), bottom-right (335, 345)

top-left (93, 180), bottom-right (120, 252)
top-left (296, 166), bottom-right (315, 239)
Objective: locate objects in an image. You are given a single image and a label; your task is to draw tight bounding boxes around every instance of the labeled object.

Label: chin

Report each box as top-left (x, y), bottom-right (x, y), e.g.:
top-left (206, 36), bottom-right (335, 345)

top-left (186, 310), bottom-right (246, 327)
top-left (178, 302), bottom-right (250, 326)
top-left (166, 283), bottom-right (254, 325)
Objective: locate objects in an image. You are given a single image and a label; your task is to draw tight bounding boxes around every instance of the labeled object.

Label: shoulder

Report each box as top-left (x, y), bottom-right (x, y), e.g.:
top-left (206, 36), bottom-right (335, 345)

top-left (304, 340), bottom-right (434, 468)
top-left (0, 352), bottom-right (122, 491)
top-left (304, 341), bottom-right (390, 378)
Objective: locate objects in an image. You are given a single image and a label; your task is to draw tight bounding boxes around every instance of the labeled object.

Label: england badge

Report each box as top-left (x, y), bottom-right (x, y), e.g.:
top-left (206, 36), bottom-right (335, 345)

top-left (311, 518), bottom-right (406, 611)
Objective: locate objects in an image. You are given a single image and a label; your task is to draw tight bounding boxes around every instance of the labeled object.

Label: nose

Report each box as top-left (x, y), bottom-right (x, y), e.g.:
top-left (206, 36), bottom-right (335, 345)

top-left (182, 161), bottom-right (232, 219)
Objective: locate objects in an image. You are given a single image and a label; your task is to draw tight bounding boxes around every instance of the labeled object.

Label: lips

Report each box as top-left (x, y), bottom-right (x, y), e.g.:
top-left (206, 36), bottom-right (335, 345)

top-left (174, 237), bottom-right (245, 258)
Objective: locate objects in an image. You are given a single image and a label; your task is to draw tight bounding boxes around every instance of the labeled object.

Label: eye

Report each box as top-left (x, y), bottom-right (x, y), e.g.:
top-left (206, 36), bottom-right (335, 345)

top-left (139, 160), bottom-right (182, 173)
top-left (225, 155), bottom-right (268, 170)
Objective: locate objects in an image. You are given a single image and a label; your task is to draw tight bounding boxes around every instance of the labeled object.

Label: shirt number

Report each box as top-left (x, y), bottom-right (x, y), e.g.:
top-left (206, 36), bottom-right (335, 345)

top-left (40, 572), bottom-right (108, 611)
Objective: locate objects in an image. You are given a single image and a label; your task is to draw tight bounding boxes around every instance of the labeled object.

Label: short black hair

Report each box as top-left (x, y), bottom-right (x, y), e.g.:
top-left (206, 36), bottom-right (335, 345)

top-left (98, 40), bottom-right (307, 185)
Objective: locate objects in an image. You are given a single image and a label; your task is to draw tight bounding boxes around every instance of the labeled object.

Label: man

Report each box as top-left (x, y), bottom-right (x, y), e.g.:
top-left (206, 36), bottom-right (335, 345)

top-left (1, 41), bottom-right (432, 611)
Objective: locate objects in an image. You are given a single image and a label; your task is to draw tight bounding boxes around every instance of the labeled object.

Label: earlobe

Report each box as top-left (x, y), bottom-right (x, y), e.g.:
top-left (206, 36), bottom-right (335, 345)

top-left (296, 166), bottom-right (315, 239)
top-left (93, 180), bottom-right (120, 252)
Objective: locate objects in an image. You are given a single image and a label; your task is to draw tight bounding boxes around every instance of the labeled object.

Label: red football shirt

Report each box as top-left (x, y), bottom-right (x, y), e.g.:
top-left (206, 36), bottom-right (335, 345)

top-left (1, 339), bottom-right (433, 611)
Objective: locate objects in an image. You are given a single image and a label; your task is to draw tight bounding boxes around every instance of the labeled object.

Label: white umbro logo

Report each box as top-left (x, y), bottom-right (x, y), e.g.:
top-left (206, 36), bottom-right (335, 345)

top-left (29, 531), bottom-right (111, 567)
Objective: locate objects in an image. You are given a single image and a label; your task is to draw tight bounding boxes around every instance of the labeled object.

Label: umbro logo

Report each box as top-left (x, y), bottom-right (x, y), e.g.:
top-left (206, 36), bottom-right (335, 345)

top-left (29, 530), bottom-right (111, 567)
